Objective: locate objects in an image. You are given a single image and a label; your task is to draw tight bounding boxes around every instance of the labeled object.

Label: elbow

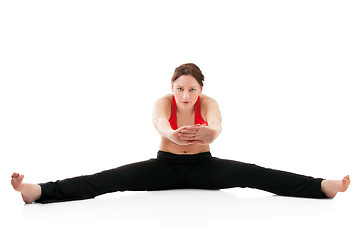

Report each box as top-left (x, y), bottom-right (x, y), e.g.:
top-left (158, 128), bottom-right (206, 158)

top-left (215, 126), bottom-right (222, 138)
top-left (153, 119), bottom-right (162, 132)
top-left (208, 119), bottom-right (222, 137)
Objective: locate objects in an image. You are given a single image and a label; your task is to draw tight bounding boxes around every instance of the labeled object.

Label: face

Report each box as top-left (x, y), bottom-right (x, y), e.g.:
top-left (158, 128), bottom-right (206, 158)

top-left (172, 75), bottom-right (202, 110)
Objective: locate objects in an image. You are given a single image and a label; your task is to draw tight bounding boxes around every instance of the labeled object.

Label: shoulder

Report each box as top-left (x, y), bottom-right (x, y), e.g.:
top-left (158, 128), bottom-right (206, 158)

top-left (200, 94), bottom-right (221, 121)
top-left (200, 94), bottom-right (221, 120)
top-left (152, 94), bottom-right (173, 124)
top-left (155, 93), bottom-right (173, 105)
top-left (200, 94), bottom-right (219, 108)
top-left (153, 94), bottom-right (173, 118)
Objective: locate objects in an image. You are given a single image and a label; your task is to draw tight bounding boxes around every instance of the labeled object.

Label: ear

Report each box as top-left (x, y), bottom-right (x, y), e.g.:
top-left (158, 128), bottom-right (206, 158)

top-left (199, 86), bottom-right (203, 94)
top-left (171, 83), bottom-right (174, 92)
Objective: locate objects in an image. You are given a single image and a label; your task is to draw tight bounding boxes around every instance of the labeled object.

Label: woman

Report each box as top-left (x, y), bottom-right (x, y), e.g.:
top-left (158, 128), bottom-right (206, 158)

top-left (11, 63), bottom-right (350, 204)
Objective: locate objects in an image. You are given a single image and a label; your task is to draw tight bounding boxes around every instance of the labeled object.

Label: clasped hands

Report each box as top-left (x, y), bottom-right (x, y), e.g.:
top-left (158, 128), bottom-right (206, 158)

top-left (169, 124), bottom-right (217, 146)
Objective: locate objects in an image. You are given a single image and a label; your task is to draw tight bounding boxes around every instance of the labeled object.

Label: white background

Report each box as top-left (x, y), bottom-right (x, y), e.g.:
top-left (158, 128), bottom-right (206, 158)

top-left (1, 1), bottom-right (359, 239)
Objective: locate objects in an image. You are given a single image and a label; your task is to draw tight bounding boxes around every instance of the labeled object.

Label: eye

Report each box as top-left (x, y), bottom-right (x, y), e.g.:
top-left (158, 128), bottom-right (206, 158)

top-left (177, 87), bottom-right (183, 91)
top-left (190, 88), bottom-right (196, 92)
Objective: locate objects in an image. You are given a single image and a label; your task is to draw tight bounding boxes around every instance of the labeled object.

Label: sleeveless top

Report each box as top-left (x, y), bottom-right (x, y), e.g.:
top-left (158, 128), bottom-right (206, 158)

top-left (168, 95), bottom-right (208, 130)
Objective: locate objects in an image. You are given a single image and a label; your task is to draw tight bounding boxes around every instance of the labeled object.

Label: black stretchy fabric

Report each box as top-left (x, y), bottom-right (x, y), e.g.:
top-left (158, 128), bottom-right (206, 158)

top-left (35, 151), bottom-right (327, 203)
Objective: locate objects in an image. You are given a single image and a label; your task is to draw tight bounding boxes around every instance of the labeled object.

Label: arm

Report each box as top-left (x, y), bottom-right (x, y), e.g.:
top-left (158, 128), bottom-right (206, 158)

top-left (204, 96), bottom-right (222, 139)
top-left (152, 96), bottom-right (173, 139)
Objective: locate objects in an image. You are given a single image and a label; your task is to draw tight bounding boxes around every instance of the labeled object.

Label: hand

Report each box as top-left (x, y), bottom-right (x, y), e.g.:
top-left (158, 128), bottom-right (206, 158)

top-left (178, 124), bottom-right (217, 145)
top-left (168, 126), bottom-right (192, 145)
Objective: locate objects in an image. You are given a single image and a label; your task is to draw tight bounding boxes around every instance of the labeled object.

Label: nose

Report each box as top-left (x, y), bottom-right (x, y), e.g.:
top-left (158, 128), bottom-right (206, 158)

top-left (182, 91), bottom-right (190, 100)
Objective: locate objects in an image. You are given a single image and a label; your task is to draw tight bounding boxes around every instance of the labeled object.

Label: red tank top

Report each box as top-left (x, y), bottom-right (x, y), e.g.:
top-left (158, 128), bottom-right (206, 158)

top-left (168, 95), bottom-right (208, 130)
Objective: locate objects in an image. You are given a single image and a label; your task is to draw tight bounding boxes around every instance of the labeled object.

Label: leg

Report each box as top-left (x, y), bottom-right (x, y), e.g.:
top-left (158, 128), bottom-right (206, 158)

top-left (187, 157), bottom-right (349, 199)
top-left (32, 158), bottom-right (181, 203)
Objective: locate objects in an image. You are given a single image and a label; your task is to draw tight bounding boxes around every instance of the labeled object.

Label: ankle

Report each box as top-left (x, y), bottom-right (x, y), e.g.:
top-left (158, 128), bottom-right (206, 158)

top-left (21, 184), bottom-right (42, 204)
top-left (321, 180), bottom-right (336, 198)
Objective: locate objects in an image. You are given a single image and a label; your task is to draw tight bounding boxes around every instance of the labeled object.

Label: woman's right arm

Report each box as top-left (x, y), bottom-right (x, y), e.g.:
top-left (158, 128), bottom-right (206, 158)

top-left (152, 95), bottom-right (174, 139)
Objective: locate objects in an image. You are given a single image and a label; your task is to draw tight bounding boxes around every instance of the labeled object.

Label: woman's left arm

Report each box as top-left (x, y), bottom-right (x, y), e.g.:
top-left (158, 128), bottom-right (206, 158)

top-left (205, 97), bottom-right (222, 139)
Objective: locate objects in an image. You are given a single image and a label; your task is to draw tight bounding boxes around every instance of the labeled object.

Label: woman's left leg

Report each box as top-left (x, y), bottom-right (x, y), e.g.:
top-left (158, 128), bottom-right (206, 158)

top-left (186, 157), bottom-right (331, 199)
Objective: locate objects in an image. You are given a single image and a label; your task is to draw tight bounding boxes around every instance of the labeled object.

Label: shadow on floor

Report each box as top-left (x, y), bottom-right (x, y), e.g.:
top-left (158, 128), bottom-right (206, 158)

top-left (22, 188), bottom-right (335, 226)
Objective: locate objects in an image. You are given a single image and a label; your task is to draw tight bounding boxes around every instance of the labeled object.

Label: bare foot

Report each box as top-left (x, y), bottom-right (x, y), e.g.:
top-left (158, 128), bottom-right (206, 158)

top-left (11, 172), bottom-right (41, 204)
top-left (11, 172), bottom-right (25, 191)
top-left (321, 175), bottom-right (351, 198)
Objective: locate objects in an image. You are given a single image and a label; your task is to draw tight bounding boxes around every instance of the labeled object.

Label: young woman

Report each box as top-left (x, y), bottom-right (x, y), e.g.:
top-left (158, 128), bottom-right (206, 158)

top-left (11, 63), bottom-right (350, 204)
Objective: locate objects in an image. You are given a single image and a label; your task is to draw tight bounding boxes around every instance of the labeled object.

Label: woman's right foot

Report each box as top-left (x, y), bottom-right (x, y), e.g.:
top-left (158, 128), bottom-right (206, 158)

top-left (11, 172), bottom-right (41, 204)
top-left (11, 172), bottom-right (25, 191)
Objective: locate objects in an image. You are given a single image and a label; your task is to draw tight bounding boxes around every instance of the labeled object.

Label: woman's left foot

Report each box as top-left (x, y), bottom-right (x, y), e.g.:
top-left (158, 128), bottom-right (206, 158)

top-left (321, 175), bottom-right (351, 198)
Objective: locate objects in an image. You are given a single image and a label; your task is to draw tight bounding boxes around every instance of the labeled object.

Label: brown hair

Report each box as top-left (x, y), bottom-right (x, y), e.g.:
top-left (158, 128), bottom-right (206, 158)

top-left (171, 63), bottom-right (204, 87)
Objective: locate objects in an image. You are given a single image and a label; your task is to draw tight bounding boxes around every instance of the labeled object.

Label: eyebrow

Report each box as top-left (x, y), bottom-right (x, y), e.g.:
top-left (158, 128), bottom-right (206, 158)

top-left (176, 85), bottom-right (198, 88)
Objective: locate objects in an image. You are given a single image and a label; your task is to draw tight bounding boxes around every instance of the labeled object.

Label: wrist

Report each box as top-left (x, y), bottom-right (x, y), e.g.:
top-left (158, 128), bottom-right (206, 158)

top-left (166, 129), bottom-right (176, 140)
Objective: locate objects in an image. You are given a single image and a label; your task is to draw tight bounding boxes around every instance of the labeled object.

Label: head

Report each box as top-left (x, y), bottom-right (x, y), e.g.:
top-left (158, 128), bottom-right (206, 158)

top-left (171, 63), bottom-right (204, 110)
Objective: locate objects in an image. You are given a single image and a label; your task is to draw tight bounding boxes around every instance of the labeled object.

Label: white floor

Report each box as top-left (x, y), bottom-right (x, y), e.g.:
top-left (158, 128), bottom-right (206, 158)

top-left (3, 184), bottom-right (358, 240)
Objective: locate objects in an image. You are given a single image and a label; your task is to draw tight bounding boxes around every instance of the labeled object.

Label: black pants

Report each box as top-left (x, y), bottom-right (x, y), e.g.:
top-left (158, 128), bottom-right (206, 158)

top-left (35, 151), bottom-right (327, 203)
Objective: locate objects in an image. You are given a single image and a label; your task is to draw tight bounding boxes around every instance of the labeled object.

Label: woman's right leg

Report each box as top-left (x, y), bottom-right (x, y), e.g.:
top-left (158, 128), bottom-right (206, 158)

top-left (13, 158), bottom-right (179, 204)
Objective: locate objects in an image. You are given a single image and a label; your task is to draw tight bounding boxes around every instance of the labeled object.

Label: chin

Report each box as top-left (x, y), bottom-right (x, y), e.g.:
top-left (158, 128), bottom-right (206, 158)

top-left (179, 102), bottom-right (195, 109)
